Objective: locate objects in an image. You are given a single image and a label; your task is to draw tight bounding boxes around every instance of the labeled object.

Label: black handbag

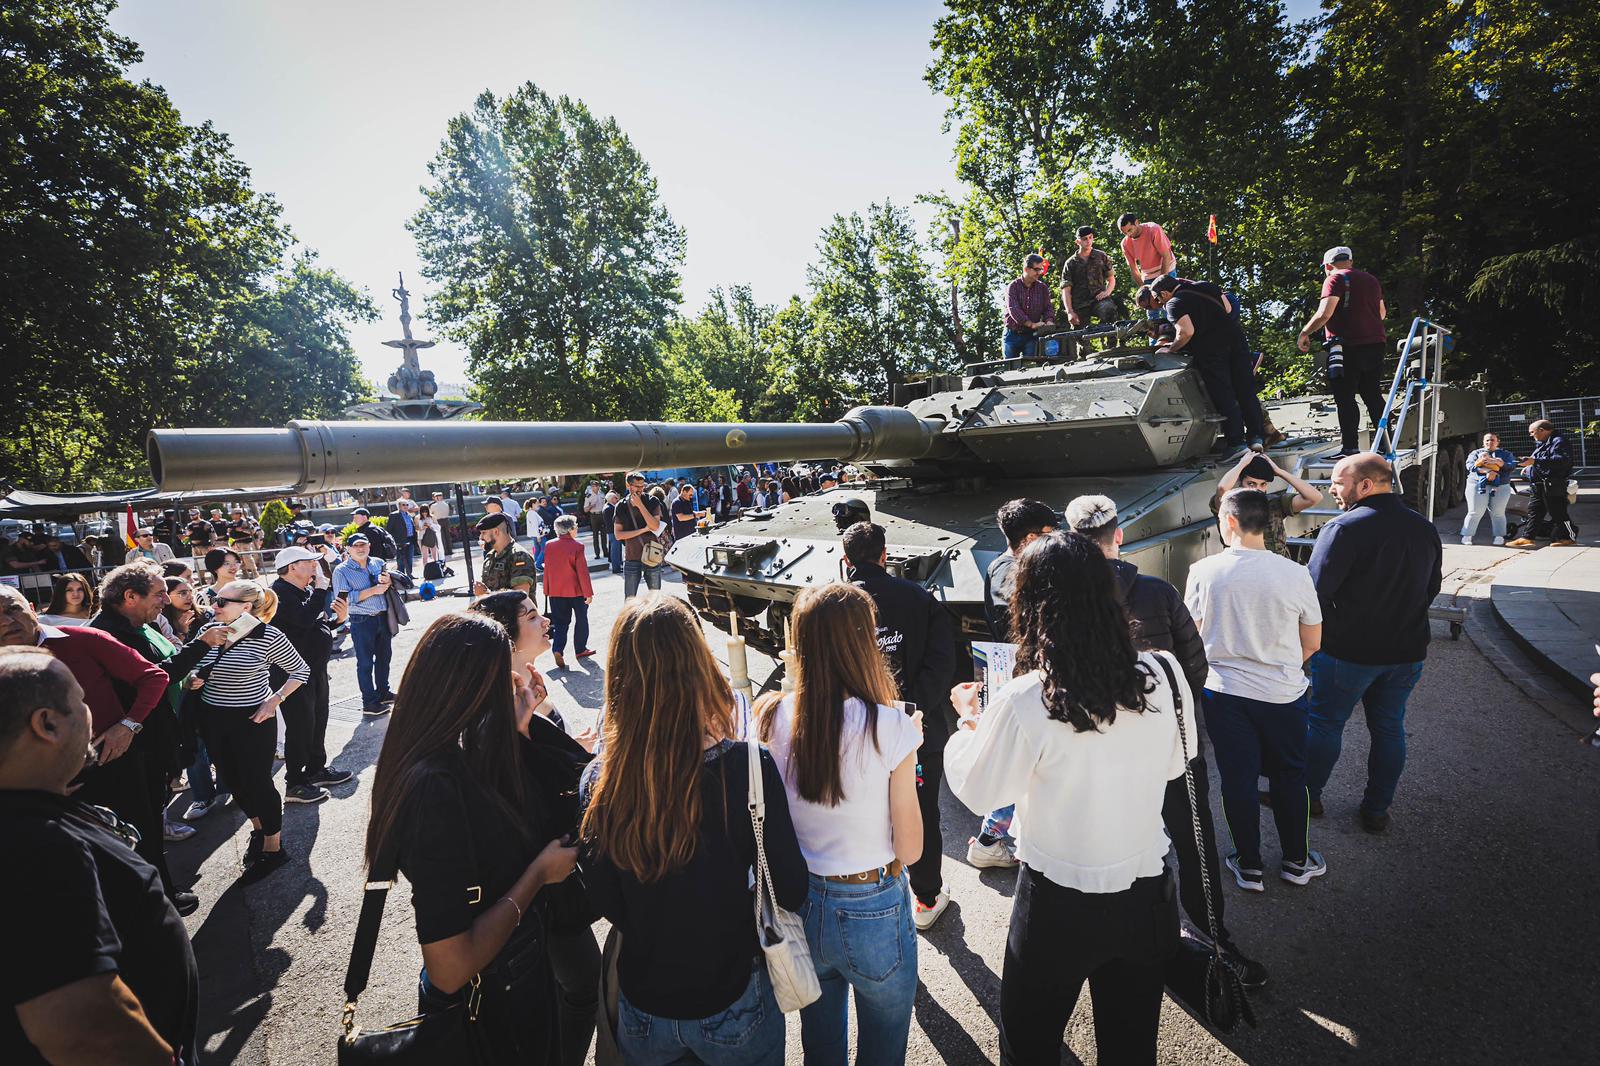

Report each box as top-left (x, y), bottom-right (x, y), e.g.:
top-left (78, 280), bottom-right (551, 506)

top-left (1153, 656), bottom-right (1258, 1034)
top-left (520, 718), bottom-right (596, 931)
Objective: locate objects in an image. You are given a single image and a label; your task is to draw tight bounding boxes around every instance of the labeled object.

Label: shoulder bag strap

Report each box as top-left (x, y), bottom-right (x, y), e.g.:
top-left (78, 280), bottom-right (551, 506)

top-left (341, 843), bottom-right (399, 1027)
top-left (745, 733), bottom-right (781, 927)
top-left (1152, 653), bottom-right (1223, 953)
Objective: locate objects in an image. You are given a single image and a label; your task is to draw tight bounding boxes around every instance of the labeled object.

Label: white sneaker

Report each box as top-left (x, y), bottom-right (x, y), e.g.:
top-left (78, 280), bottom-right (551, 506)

top-left (1460, 535), bottom-right (1472, 545)
top-left (182, 798), bottom-right (215, 822)
top-left (913, 886), bottom-right (951, 931)
top-left (966, 836), bottom-right (1020, 869)
top-left (1492, 536), bottom-right (1504, 546)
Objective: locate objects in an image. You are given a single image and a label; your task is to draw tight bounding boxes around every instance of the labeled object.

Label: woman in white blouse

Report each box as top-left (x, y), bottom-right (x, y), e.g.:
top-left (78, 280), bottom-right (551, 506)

top-left (946, 532), bottom-right (1195, 1066)
top-left (758, 583), bottom-right (923, 1065)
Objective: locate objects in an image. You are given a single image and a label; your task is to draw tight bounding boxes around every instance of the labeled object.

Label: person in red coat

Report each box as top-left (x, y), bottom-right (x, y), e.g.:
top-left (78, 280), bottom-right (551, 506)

top-left (542, 515), bottom-right (595, 669)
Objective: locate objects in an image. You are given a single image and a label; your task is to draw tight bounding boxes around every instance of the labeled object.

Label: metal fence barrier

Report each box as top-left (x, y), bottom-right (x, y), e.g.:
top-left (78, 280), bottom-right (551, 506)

top-left (1485, 396), bottom-right (1598, 477)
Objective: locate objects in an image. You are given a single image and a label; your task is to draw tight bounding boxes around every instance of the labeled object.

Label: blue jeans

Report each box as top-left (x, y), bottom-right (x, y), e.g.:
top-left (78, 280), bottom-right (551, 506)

top-left (1203, 688), bottom-right (1310, 868)
top-left (348, 614), bottom-right (392, 707)
top-left (609, 536), bottom-right (624, 574)
top-left (1002, 330), bottom-right (1037, 360)
top-left (1143, 268), bottom-right (1179, 319)
top-left (619, 960), bottom-right (784, 1066)
top-left (398, 541), bottom-right (415, 577)
top-left (187, 738), bottom-right (223, 803)
top-left (799, 872), bottom-right (917, 1066)
top-left (623, 559), bottom-right (662, 598)
top-left (548, 596), bottom-right (589, 656)
top-left (1462, 483), bottom-right (1512, 539)
top-left (1306, 653), bottom-right (1425, 817)
top-left (980, 805), bottom-right (1015, 843)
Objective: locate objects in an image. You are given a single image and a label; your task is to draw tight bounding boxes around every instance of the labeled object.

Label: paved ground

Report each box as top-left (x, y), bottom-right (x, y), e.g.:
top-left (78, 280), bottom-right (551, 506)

top-left (169, 520), bottom-right (1600, 1066)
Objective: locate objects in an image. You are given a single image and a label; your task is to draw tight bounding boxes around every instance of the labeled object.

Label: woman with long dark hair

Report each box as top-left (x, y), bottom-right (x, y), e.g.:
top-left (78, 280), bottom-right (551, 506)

top-left (756, 583), bottom-right (923, 1065)
top-left (365, 612), bottom-right (577, 1064)
top-left (40, 572), bottom-right (97, 625)
top-left (581, 595), bottom-right (808, 1065)
top-left (469, 590), bottom-right (594, 747)
top-left (945, 533), bottom-right (1195, 1066)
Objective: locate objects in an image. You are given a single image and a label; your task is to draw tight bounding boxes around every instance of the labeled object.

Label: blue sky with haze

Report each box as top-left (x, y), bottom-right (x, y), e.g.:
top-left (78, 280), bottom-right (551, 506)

top-left (111, 0), bottom-right (1321, 391)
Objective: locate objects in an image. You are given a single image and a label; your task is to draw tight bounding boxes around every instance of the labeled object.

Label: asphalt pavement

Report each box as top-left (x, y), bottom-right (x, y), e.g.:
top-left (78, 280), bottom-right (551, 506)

top-left (167, 528), bottom-right (1600, 1065)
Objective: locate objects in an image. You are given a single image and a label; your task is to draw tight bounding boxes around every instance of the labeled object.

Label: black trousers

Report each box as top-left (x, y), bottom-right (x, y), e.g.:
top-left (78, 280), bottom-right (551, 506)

top-left (1193, 348), bottom-right (1266, 446)
top-left (1161, 752), bottom-right (1231, 948)
top-left (1330, 341), bottom-right (1388, 452)
top-left (201, 702), bottom-right (282, 836)
top-left (589, 512), bottom-right (610, 558)
top-left (281, 657), bottom-right (330, 787)
top-left (908, 745), bottom-right (945, 907)
top-left (1526, 478), bottom-right (1576, 540)
top-left (76, 743), bottom-right (174, 894)
top-left (547, 925), bottom-right (601, 1066)
top-left (1000, 868), bottom-right (1178, 1066)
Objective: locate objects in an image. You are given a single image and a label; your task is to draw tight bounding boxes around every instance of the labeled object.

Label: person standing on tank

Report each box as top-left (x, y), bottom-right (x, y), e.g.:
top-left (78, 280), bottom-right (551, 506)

top-left (1143, 276), bottom-right (1267, 451)
top-left (1296, 246), bottom-right (1389, 457)
top-left (842, 521), bottom-right (958, 931)
top-left (1003, 253), bottom-right (1055, 360)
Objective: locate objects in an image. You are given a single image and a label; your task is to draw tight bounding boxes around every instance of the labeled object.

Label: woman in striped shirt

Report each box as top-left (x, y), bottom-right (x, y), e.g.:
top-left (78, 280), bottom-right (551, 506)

top-left (192, 579), bottom-right (309, 881)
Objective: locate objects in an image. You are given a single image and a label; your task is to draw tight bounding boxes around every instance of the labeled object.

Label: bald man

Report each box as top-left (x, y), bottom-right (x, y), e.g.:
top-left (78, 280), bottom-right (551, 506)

top-left (1304, 453), bottom-right (1442, 833)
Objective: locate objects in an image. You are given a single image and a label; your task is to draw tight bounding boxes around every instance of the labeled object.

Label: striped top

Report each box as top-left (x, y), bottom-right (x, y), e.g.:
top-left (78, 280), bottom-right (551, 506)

top-left (193, 621), bottom-right (309, 708)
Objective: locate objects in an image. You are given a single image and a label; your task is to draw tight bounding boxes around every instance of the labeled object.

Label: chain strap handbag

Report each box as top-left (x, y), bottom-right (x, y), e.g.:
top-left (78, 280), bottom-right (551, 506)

top-left (745, 734), bottom-right (821, 1013)
top-left (336, 846), bottom-right (491, 1065)
top-left (1153, 655), bottom-right (1257, 1034)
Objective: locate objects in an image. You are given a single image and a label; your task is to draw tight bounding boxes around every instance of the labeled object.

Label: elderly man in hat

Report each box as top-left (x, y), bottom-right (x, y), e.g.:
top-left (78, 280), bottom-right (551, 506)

top-left (330, 533), bottom-right (394, 717)
top-left (1211, 449), bottom-right (1324, 557)
top-left (271, 546), bottom-right (351, 800)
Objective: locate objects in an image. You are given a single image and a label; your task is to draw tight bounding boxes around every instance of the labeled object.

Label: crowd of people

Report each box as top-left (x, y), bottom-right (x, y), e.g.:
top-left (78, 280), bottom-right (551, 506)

top-left (2, 437), bottom-right (1464, 1065)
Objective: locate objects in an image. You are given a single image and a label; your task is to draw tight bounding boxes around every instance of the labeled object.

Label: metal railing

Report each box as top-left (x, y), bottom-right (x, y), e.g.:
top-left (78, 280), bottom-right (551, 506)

top-left (1485, 396), bottom-right (1598, 477)
top-left (1373, 318), bottom-right (1453, 520)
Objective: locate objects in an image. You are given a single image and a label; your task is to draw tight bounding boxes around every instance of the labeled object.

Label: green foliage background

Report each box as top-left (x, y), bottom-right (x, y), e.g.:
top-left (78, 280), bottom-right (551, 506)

top-left (7, 0), bottom-right (1596, 495)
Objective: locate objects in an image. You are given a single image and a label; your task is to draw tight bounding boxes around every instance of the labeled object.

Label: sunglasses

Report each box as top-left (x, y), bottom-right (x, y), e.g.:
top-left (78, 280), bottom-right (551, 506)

top-left (214, 596), bottom-right (252, 606)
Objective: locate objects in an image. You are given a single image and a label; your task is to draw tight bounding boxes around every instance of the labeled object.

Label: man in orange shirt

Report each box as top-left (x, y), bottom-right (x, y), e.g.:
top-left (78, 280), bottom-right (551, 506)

top-left (1119, 213), bottom-right (1177, 319)
top-left (542, 514), bottom-right (595, 669)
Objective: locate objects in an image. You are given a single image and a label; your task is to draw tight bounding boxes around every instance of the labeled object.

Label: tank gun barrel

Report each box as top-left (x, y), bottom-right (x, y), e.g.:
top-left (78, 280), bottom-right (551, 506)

top-left (146, 406), bottom-right (952, 493)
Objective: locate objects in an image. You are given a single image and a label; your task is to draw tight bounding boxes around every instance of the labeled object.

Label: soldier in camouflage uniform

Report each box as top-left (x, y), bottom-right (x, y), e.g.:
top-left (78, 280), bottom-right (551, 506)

top-left (1211, 451), bottom-right (1324, 558)
top-left (473, 512), bottom-right (538, 599)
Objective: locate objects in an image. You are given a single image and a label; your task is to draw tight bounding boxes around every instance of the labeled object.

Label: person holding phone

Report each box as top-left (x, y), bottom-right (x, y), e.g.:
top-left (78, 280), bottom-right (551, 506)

top-left (332, 533), bottom-right (396, 717)
top-left (191, 581), bottom-right (308, 881)
top-left (613, 471), bottom-right (666, 598)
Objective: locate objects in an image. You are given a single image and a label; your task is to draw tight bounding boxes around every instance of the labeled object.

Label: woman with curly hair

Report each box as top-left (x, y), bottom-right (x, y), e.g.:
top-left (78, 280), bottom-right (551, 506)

top-left (945, 532), bottom-right (1196, 1066)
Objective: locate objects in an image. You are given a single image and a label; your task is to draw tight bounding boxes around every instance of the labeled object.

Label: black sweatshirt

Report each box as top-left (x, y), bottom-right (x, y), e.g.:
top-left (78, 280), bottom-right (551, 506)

top-left (1308, 493), bottom-right (1442, 665)
top-left (581, 740), bottom-right (807, 1020)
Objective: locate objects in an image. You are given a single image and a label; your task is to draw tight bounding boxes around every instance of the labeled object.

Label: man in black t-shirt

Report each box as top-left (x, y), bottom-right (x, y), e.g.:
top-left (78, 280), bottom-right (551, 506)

top-left (669, 484), bottom-right (703, 541)
top-left (1142, 275), bottom-right (1266, 450)
top-left (614, 471), bottom-right (667, 598)
top-left (0, 647), bottom-right (198, 1066)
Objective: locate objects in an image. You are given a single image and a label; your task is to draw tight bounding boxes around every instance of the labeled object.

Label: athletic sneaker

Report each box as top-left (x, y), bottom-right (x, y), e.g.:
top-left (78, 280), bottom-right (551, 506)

top-left (1492, 536), bottom-right (1504, 546)
top-left (308, 765), bottom-right (353, 787)
top-left (242, 846), bottom-right (291, 883)
top-left (1281, 850), bottom-right (1328, 885)
top-left (913, 886), bottom-right (951, 931)
top-left (1460, 535), bottom-right (1472, 545)
top-left (1222, 944), bottom-right (1270, 990)
top-left (164, 819), bottom-right (196, 842)
top-left (377, 691), bottom-right (400, 704)
top-left (183, 798), bottom-right (218, 822)
top-left (170, 890), bottom-right (200, 917)
top-left (285, 783), bottom-right (330, 805)
top-left (1226, 854), bottom-right (1265, 893)
top-left (244, 828), bottom-right (264, 865)
top-left (966, 836), bottom-right (1020, 869)
top-left (362, 703), bottom-right (390, 717)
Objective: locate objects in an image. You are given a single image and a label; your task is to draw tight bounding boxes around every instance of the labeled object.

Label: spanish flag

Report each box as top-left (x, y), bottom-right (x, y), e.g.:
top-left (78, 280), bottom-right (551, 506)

top-left (121, 503), bottom-right (139, 550)
top-left (1207, 214), bottom-right (1218, 245)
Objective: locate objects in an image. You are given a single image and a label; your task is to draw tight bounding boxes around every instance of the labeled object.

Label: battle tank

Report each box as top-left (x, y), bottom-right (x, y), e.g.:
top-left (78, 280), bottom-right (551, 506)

top-left (146, 317), bottom-right (1484, 656)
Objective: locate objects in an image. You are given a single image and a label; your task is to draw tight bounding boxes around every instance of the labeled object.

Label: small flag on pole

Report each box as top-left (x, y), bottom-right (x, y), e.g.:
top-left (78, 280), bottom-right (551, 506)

top-left (1207, 214), bottom-right (1218, 245)
top-left (121, 503), bottom-right (139, 550)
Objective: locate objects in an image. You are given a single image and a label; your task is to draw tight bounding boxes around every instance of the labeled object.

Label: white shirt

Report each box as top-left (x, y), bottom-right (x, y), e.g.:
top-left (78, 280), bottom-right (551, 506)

top-left (1182, 546), bottom-right (1321, 704)
top-left (945, 651), bottom-right (1196, 894)
top-left (764, 695), bottom-right (923, 876)
top-left (429, 500), bottom-right (451, 521)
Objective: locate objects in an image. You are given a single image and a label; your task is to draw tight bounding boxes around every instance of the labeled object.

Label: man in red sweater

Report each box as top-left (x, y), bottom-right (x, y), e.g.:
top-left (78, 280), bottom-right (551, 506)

top-left (542, 515), bottom-right (595, 669)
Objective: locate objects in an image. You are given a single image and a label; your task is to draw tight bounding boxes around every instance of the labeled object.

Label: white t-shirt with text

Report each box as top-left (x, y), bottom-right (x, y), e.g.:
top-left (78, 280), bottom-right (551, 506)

top-left (764, 695), bottom-right (923, 877)
top-left (1183, 546), bottom-right (1321, 704)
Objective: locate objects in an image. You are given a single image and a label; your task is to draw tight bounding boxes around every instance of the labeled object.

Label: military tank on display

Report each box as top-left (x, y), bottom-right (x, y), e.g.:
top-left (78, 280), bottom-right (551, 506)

top-left (146, 317), bottom-right (1484, 656)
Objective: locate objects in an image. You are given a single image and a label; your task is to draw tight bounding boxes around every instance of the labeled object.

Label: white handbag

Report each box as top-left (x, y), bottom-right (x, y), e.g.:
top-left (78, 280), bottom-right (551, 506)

top-left (745, 734), bottom-right (821, 1013)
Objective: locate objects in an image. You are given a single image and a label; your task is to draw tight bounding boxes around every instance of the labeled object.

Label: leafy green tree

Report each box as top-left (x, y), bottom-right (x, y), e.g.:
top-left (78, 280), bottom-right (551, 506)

top-left (1, 0), bottom-right (372, 490)
top-left (658, 287), bottom-right (775, 418)
top-left (410, 83), bottom-right (686, 422)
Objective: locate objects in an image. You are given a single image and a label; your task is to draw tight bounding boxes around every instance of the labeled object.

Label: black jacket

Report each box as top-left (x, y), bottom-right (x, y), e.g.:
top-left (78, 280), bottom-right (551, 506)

top-left (850, 562), bottom-right (956, 749)
top-left (90, 608), bottom-right (210, 682)
top-left (1110, 559), bottom-right (1209, 695)
top-left (1308, 493), bottom-right (1442, 665)
top-left (982, 552), bottom-right (1016, 642)
top-left (269, 577), bottom-right (336, 664)
top-left (386, 509), bottom-right (419, 549)
top-left (356, 521), bottom-right (397, 560)
top-left (1529, 432), bottom-right (1573, 483)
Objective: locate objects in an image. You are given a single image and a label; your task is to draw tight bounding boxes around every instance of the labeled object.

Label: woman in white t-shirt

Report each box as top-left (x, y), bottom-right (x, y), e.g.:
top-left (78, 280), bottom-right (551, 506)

top-left (946, 532), bottom-right (1195, 1066)
top-left (757, 582), bottom-right (923, 1066)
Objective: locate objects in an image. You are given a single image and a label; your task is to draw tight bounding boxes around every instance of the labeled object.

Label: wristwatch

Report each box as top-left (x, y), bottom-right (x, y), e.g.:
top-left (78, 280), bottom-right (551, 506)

top-left (118, 718), bottom-right (143, 734)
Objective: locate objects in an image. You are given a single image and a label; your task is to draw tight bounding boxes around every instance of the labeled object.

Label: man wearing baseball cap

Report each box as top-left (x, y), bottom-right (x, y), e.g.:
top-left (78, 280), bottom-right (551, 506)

top-left (331, 533), bottom-right (395, 716)
top-left (1297, 246), bottom-right (1389, 458)
top-left (271, 547), bottom-right (351, 801)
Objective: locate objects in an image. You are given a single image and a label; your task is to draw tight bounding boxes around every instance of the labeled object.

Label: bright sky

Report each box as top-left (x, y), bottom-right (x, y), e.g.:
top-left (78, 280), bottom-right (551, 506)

top-left (110, 0), bottom-right (963, 392)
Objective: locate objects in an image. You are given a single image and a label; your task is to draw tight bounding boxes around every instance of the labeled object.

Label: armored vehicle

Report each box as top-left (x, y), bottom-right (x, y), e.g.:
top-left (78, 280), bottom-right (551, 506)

top-left (147, 318), bottom-right (1482, 655)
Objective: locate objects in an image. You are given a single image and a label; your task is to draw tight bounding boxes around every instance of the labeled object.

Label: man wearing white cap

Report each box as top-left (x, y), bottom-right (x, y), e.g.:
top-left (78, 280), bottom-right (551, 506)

top-left (272, 546), bottom-right (351, 801)
top-left (1296, 246), bottom-right (1389, 457)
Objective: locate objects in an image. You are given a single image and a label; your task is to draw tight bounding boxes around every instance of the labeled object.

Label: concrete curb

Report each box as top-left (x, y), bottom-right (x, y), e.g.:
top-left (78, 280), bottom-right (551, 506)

top-left (1487, 545), bottom-right (1597, 699)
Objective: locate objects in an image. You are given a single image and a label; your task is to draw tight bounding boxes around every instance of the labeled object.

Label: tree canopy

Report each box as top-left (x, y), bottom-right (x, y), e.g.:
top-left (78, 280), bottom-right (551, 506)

top-left (1, 0), bottom-right (375, 491)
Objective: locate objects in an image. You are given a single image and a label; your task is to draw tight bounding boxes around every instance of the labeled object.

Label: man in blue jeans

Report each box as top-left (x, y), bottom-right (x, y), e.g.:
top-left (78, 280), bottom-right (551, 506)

top-left (330, 534), bottom-right (395, 717)
top-left (1306, 452), bottom-right (1442, 833)
top-left (614, 472), bottom-right (666, 598)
